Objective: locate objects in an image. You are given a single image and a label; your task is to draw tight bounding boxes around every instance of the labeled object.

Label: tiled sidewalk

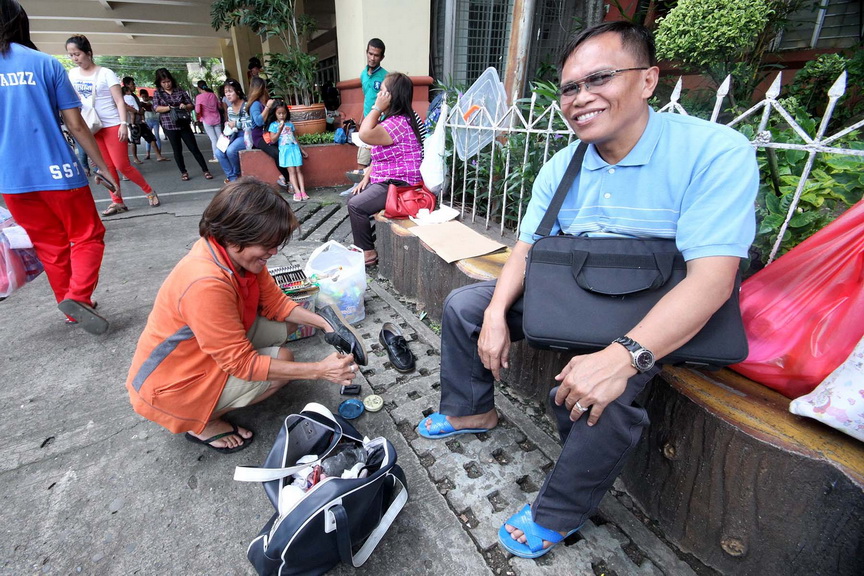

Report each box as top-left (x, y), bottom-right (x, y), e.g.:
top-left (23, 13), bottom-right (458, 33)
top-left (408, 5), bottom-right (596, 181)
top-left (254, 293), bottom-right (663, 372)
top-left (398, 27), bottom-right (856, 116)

top-left (0, 186), bottom-right (707, 575)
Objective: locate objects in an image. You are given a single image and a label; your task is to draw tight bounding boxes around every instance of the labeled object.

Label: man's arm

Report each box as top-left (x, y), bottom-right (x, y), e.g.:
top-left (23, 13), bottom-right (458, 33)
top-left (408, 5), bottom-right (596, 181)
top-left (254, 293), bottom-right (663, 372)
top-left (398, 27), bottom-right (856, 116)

top-left (554, 255), bottom-right (740, 426)
top-left (478, 240), bottom-right (532, 380)
top-left (60, 107), bottom-right (118, 191)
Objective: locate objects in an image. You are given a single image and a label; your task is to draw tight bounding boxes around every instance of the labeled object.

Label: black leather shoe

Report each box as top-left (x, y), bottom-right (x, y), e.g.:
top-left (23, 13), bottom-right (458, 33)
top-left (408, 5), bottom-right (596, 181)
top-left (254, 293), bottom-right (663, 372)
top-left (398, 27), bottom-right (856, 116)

top-left (378, 322), bottom-right (415, 373)
top-left (319, 304), bottom-right (367, 366)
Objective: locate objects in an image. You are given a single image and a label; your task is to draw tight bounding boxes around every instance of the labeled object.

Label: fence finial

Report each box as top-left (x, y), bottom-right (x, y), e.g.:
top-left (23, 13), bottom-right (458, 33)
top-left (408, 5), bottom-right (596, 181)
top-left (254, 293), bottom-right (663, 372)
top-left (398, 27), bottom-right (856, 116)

top-left (711, 76), bottom-right (732, 123)
top-left (828, 70), bottom-right (848, 99)
top-left (670, 77), bottom-right (683, 103)
top-left (765, 73), bottom-right (783, 100)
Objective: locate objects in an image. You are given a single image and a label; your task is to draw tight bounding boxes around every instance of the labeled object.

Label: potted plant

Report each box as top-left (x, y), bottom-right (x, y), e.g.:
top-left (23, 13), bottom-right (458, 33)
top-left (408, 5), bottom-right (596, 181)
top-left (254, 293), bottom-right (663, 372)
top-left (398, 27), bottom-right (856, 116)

top-left (210, 0), bottom-right (326, 133)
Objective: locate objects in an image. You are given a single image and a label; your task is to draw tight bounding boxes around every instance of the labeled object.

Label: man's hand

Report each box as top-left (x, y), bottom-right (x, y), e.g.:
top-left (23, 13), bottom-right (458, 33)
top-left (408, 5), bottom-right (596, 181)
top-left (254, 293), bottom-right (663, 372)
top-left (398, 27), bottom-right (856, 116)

top-left (553, 344), bottom-right (636, 426)
top-left (477, 312), bottom-right (511, 381)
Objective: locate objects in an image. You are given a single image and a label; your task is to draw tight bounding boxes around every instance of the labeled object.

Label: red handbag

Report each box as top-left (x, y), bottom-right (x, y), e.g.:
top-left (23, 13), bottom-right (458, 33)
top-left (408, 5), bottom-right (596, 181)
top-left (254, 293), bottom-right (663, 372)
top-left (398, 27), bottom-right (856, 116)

top-left (383, 183), bottom-right (436, 219)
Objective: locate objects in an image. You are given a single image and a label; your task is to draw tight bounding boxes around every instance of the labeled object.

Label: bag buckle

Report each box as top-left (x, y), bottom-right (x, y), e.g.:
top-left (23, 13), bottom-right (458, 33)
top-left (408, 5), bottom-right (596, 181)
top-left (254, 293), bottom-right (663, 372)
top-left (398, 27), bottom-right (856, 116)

top-left (324, 498), bottom-right (343, 533)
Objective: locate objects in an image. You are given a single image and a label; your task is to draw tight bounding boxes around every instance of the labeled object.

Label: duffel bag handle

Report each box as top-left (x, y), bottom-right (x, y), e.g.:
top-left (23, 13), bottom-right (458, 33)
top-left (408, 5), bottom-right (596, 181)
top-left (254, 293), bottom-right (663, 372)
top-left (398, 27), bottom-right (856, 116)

top-left (330, 471), bottom-right (409, 568)
top-left (571, 250), bottom-right (677, 296)
top-left (234, 462), bottom-right (310, 483)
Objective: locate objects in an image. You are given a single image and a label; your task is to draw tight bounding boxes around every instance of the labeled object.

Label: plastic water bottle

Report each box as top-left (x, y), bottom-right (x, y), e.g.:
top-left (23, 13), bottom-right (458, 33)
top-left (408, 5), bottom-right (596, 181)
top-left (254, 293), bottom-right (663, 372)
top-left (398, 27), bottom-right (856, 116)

top-left (320, 445), bottom-right (366, 477)
top-left (243, 127), bottom-right (253, 150)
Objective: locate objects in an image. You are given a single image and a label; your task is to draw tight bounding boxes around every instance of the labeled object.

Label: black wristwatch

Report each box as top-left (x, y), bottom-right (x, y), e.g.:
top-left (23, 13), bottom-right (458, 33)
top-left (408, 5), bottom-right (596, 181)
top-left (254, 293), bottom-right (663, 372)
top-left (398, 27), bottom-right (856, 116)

top-left (613, 336), bottom-right (655, 372)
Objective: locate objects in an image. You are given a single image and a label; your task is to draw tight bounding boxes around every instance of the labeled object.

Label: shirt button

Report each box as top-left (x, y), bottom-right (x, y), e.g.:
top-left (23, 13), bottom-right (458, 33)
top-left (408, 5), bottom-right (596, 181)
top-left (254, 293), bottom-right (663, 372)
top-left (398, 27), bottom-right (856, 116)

top-left (608, 168), bottom-right (616, 174)
top-left (603, 193), bottom-right (611, 199)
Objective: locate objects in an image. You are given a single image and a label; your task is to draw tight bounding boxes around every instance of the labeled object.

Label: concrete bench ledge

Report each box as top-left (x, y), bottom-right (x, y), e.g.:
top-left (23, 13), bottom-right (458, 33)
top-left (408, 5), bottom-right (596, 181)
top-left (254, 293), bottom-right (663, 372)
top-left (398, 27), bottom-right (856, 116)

top-left (373, 211), bottom-right (864, 575)
top-left (375, 212), bottom-right (512, 320)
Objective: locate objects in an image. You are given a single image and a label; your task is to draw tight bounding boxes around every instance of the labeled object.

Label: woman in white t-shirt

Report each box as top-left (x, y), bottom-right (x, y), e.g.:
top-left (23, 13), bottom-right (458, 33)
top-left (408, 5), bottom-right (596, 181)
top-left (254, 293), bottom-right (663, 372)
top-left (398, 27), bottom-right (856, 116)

top-left (66, 35), bottom-right (159, 215)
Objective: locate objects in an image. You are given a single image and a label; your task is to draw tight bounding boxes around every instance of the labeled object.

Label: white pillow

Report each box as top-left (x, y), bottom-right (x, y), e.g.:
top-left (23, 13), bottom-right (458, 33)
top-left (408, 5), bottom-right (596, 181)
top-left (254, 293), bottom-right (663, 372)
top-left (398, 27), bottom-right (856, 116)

top-left (790, 336), bottom-right (864, 442)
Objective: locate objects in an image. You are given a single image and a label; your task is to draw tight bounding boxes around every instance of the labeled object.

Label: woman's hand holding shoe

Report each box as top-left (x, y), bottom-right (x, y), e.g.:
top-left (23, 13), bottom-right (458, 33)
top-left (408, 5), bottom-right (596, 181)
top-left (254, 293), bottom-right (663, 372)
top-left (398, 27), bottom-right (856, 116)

top-left (318, 352), bottom-right (358, 386)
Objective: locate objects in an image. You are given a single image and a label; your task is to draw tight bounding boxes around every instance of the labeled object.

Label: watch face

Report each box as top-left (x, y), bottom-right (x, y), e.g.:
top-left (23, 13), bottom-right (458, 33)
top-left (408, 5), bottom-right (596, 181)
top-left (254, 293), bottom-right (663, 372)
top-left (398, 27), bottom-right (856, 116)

top-left (634, 350), bottom-right (654, 371)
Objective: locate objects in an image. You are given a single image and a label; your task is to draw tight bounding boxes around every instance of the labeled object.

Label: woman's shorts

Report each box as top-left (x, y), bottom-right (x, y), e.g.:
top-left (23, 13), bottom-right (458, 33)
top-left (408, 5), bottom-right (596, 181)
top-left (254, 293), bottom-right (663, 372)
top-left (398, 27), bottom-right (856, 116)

top-left (214, 317), bottom-right (295, 412)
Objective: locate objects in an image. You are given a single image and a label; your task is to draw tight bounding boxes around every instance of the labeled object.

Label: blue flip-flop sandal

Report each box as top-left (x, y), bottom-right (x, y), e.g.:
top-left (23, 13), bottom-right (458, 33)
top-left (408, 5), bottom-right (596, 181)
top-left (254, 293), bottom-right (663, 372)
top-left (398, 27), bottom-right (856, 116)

top-left (497, 504), bottom-right (581, 559)
top-left (416, 412), bottom-right (489, 439)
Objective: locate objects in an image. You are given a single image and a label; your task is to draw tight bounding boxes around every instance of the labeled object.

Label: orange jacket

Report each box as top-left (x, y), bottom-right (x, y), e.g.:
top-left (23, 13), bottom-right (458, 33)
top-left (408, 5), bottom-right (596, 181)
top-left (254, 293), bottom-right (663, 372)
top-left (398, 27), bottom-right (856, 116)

top-left (126, 238), bottom-right (297, 434)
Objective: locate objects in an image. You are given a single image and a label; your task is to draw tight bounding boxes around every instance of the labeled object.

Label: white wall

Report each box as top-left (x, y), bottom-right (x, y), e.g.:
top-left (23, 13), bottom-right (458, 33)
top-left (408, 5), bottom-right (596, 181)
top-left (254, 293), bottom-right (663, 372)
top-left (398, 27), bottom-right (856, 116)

top-left (335, 0), bottom-right (431, 80)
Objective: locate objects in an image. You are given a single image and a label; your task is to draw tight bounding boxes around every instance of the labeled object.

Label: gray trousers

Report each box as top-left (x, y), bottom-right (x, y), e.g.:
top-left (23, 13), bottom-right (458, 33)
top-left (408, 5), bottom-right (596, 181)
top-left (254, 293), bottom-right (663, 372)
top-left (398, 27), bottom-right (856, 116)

top-left (439, 281), bottom-right (658, 532)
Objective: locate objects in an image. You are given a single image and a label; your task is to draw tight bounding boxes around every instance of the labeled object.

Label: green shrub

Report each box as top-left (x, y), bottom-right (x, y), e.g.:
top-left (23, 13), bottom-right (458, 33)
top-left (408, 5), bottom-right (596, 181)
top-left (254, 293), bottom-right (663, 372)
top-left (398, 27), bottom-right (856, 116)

top-left (787, 52), bottom-right (864, 129)
top-left (297, 132), bottom-right (336, 146)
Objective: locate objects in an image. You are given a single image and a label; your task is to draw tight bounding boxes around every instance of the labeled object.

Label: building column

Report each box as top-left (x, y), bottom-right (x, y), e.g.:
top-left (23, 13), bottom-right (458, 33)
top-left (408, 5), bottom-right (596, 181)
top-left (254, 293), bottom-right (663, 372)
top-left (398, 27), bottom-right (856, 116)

top-left (228, 25), bottom-right (263, 92)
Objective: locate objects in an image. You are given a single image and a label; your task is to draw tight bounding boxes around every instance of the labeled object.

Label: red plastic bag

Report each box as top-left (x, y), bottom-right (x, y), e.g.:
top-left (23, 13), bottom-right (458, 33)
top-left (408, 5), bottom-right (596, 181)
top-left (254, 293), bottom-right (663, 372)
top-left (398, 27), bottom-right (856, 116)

top-left (730, 200), bottom-right (864, 398)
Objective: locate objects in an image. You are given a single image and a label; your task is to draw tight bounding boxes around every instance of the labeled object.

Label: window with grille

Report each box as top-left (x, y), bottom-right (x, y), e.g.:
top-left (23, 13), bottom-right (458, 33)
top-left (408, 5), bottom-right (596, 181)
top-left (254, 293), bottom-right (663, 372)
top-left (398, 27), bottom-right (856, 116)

top-left (452, 0), bottom-right (514, 85)
top-left (776, 0), bottom-right (861, 50)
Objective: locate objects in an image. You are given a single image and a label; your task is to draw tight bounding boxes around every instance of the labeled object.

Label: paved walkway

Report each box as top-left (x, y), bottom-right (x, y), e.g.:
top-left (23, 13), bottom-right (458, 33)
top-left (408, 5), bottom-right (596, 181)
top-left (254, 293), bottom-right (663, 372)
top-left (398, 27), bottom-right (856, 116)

top-left (0, 136), bottom-right (707, 575)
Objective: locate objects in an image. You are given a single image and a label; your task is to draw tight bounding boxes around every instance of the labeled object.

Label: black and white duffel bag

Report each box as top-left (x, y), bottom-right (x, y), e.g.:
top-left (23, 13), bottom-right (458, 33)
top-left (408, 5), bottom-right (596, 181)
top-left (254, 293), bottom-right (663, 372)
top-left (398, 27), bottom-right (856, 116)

top-left (234, 403), bottom-right (409, 576)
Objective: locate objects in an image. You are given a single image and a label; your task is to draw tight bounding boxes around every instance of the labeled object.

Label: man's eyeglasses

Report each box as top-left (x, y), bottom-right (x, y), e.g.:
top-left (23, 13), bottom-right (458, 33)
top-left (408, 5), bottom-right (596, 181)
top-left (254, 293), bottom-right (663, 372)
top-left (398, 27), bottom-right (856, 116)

top-left (559, 68), bottom-right (648, 98)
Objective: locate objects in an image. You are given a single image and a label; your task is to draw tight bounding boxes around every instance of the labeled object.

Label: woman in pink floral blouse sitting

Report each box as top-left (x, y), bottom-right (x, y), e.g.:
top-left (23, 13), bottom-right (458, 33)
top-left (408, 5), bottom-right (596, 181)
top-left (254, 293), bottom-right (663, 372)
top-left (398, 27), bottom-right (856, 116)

top-left (347, 72), bottom-right (424, 267)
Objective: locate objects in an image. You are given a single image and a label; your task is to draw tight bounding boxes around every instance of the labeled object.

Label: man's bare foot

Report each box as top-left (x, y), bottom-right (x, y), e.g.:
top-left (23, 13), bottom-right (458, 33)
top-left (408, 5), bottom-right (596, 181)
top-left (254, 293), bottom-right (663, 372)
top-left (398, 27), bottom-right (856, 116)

top-left (424, 409), bottom-right (498, 433)
top-left (188, 419), bottom-right (252, 450)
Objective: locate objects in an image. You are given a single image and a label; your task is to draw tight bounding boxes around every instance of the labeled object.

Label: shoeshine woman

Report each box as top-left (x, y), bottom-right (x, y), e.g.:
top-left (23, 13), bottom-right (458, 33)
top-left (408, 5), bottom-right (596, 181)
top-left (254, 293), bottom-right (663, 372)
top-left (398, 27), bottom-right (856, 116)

top-left (125, 178), bottom-right (365, 453)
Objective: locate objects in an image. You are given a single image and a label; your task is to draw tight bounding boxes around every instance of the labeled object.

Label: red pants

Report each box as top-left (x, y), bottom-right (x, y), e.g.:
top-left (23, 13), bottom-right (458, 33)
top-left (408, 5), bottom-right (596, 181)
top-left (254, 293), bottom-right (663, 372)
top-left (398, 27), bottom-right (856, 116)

top-left (2, 187), bottom-right (106, 306)
top-left (95, 124), bottom-right (153, 204)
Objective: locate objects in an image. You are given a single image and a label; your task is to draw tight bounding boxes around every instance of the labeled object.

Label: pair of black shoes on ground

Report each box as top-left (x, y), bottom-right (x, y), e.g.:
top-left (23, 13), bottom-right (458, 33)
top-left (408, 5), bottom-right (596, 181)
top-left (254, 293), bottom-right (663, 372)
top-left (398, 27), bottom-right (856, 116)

top-left (319, 305), bottom-right (415, 373)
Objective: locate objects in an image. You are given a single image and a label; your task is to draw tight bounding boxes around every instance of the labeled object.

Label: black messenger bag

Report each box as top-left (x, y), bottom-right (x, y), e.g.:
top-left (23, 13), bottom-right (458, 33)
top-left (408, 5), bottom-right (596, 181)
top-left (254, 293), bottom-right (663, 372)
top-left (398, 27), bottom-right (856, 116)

top-left (522, 142), bottom-right (748, 367)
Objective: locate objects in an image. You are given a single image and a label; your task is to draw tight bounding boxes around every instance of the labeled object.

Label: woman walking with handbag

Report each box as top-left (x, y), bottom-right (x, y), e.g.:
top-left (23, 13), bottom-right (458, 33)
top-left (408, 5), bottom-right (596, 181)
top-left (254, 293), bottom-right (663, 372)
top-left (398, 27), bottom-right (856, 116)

top-left (123, 77), bottom-right (169, 163)
top-left (348, 72), bottom-right (424, 267)
top-left (66, 34), bottom-right (159, 214)
top-left (194, 80), bottom-right (222, 164)
top-left (138, 89), bottom-right (167, 160)
top-left (152, 68), bottom-right (213, 183)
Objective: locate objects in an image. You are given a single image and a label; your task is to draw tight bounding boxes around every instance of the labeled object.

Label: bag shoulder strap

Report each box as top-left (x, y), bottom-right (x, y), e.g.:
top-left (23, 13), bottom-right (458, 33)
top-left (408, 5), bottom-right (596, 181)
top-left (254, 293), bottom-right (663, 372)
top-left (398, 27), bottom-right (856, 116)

top-left (86, 67), bottom-right (102, 106)
top-left (334, 468), bottom-right (409, 567)
top-left (534, 141), bottom-right (589, 238)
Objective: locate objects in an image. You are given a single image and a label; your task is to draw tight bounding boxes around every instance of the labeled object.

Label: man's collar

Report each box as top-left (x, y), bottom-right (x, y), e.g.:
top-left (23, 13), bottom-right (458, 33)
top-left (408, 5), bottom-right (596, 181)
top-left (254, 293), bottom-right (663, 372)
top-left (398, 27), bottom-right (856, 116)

top-left (366, 65), bottom-right (382, 75)
top-left (583, 108), bottom-right (660, 170)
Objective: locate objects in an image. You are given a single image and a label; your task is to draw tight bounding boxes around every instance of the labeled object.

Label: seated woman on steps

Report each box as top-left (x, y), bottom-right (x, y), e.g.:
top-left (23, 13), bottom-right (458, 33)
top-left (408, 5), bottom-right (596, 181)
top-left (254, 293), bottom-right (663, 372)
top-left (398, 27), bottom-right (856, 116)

top-left (347, 72), bottom-right (424, 267)
top-left (125, 178), bottom-right (366, 453)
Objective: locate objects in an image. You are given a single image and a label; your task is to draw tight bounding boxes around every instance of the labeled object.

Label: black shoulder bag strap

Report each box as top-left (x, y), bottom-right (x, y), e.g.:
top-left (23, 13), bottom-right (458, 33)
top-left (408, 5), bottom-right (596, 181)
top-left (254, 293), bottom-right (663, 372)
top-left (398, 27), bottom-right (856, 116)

top-left (534, 141), bottom-right (589, 238)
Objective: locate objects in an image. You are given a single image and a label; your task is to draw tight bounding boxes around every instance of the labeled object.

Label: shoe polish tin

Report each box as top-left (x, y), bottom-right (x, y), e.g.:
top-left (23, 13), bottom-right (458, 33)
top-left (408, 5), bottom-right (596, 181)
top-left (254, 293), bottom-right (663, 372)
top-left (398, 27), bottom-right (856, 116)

top-left (363, 394), bottom-right (383, 412)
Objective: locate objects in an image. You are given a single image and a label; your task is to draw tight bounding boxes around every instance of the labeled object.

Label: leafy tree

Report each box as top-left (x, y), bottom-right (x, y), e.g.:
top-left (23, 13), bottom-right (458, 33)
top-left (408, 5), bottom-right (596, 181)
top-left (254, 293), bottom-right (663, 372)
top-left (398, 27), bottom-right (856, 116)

top-left (210, 0), bottom-right (319, 105)
top-left (787, 51), bottom-right (864, 129)
top-left (654, 0), bottom-right (805, 107)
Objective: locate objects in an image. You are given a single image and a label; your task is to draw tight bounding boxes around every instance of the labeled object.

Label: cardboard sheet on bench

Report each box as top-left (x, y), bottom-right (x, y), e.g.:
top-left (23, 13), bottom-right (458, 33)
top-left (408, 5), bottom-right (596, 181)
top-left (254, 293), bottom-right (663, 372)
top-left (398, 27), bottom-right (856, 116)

top-left (409, 220), bottom-right (506, 263)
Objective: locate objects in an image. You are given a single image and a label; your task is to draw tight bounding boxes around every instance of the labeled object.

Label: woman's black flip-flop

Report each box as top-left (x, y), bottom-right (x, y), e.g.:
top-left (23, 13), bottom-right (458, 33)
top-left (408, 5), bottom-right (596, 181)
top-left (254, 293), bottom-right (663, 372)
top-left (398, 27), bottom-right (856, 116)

top-left (184, 423), bottom-right (253, 454)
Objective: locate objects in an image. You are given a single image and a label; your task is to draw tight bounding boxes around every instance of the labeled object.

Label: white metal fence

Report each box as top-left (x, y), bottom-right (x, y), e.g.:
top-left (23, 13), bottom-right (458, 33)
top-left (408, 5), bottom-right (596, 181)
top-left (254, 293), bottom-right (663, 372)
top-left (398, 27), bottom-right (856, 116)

top-left (440, 72), bottom-right (863, 263)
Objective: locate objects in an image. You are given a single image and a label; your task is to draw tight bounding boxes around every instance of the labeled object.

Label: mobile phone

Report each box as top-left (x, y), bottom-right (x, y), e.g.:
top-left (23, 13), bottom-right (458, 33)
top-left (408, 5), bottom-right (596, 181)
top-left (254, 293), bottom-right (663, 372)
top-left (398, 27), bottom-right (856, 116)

top-left (95, 175), bottom-right (116, 192)
top-left (340, 384), bottom-right (361, 396)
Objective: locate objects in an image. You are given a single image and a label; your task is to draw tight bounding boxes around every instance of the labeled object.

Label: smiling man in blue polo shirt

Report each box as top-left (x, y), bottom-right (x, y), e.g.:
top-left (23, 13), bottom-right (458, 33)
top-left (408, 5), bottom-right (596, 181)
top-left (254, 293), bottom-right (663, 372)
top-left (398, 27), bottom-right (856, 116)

top-left (417, 21), bottom-right (758, 558)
